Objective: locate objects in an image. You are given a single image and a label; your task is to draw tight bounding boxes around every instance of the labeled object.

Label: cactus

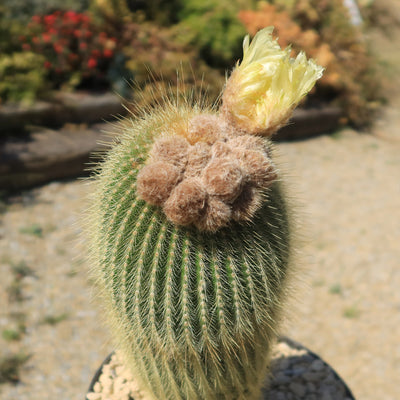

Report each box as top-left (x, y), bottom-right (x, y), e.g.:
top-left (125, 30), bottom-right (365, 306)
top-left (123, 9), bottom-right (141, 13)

top-left (87, 27), bottom-right (323, 399)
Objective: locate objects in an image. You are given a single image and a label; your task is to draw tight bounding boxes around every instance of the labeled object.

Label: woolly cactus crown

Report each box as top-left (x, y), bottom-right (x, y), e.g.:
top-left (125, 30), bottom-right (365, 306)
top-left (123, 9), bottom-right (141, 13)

top-left (87, 27), bottom-right (322, 400)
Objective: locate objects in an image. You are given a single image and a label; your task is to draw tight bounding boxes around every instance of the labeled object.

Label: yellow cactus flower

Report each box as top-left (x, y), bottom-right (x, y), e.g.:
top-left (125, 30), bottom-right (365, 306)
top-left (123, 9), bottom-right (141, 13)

top-left (222, 27), bottom-right (324, 136)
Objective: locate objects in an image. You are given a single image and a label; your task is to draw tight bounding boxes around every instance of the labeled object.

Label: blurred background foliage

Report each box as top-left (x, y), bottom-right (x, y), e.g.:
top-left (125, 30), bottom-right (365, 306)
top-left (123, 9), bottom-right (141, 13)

top-left (2, 0), bottom-right (90, 19)
top-left (0, 0), bottom-right (388, 126)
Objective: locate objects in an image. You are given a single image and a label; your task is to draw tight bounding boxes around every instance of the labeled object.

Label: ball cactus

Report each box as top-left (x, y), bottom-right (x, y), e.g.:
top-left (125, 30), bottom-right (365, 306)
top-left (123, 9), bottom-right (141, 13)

top-left (87, 27), bottom-right (323, 399)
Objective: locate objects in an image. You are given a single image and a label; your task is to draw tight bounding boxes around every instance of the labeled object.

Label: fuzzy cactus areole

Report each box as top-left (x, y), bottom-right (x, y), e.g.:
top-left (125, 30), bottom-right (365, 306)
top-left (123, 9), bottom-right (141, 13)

top-left (87, 27), bottom-right (322, 400)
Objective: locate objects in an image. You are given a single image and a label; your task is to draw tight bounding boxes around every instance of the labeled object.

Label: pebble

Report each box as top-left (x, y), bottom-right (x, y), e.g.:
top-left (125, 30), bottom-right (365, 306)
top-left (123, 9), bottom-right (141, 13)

top-left (310, 359), bottom-right (325, 371)
top-left (275, 393), bottom-right (286, 400)
top-left (307, 382), bottom-right (316, 393)
top-left (321, 389), bottom-right (333, 400)
top-left (274, 372), bottom-right (291, 385)
top-left (289, 382), bottom-right (306, 397)
top-left (303, 371), bottom-right (324, 382)
top-left (277, 358), bottom-right (290, 370)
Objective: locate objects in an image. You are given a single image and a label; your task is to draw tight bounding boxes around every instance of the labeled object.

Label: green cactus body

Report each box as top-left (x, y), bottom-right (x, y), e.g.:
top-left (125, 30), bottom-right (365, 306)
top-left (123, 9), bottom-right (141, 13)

top-left (89, 104), bottom-right (292, 400)
top-left (88, 27), bottom-right (322, 400)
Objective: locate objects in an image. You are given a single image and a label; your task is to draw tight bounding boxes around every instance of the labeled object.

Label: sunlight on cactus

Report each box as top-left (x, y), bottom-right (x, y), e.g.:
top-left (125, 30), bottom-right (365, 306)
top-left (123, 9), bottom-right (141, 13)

top-left (86, 26), bottom-right (322, 400)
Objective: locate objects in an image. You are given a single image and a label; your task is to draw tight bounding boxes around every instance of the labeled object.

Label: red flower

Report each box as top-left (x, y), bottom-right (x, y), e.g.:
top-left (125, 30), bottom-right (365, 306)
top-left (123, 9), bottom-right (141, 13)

top-left (44, 15), bottom-right (56, 25)
top-left (53, 43), bottom-right (64, 54)
top-left (87, 57), bottom-right (97, 69)
top-left (103, 49), bottom-right (113, 58)
top-left (80, 14), bottom-right (90, 24)
top-left (24, 11), bottom-right (107, 84)
top-left (64, 11), bottom-right (80, 24)
top-left (42, 33), bottom-right (51, 43)
top-left (68, 53), bottom-right (79, 62)
top-left (59, 38), bottom-right (69, 47)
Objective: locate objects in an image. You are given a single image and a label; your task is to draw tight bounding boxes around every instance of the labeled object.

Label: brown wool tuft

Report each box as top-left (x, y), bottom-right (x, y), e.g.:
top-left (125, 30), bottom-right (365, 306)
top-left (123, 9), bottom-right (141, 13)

top-left (186, 114), bottom-right (224, 145)
top-left (202, 158), bottom-right (244, 203)
top-left (163, 178), bottom-right (208, 226)
top-left (135, 110), bottom-right (279, 232)
top-left (185, 142), bottom-right (211, 178)
top-left (229, 134), bottom-right (266, 152)
top-left (195, 196), bottom-right (232, 233)
top-left (231, 184), bottom-right (262, 222)
top-left (234, 149), bottom-right (277, 188)
top-left (149, 135), bottom-right (190, 170)
top-left (211, 141), bottom-right (232, 159)
top-left (136, 161), bottom-right (181, 206)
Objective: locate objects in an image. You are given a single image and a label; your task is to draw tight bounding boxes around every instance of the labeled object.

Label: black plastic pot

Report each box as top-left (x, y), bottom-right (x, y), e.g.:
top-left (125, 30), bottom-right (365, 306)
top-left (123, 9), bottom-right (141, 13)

top-left (86, 337), bottom-right (355, 400)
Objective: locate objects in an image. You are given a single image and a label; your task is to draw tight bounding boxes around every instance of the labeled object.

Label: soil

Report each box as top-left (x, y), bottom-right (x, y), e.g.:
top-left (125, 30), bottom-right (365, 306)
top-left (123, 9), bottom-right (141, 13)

top-left (0, 3), bottom-right (399, 399)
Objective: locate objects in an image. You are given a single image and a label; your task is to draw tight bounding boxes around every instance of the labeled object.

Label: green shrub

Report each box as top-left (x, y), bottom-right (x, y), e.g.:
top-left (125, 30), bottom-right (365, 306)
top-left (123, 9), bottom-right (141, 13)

top-left (90, 0), bottom-right (134, 23)
top-left (134, 0), bottom-right (183, 25)
top-left (0, 52), bottom-right (48, 104)
top-left (176, 0), bottom-right (248, 69)
top-left (0, 6), bottom-right (26, 54)
top-left (2, 0), bottom-right (89, 21)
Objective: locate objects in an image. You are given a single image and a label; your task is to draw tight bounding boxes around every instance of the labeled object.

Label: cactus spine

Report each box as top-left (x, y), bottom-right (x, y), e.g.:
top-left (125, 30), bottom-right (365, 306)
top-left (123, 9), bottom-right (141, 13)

top-left (87, 28), bottom-right (322, 400)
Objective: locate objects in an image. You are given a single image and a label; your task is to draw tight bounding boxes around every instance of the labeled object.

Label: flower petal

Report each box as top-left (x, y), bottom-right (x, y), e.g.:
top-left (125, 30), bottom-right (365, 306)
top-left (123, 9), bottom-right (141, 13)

top-left (222, 27), bottom-right (324, 136)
